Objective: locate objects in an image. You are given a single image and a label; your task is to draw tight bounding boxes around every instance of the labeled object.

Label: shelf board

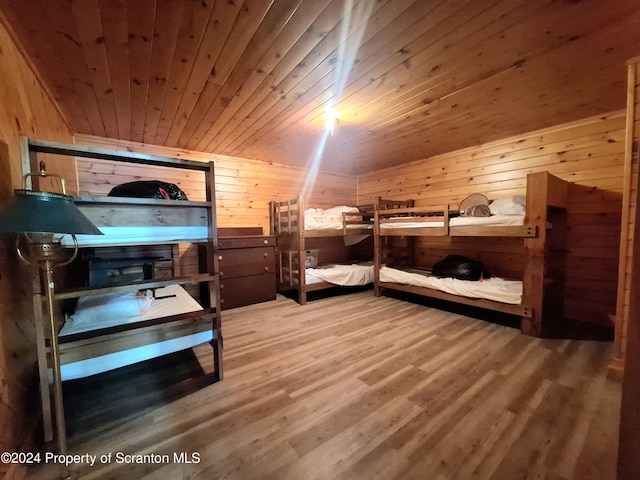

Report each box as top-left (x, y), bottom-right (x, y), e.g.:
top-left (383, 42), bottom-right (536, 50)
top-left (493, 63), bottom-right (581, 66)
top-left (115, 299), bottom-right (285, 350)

top-left (73, 195), bottom-right (212, 208)
top-left (29, 138), bottom-right (211, 171)
top-left (55, 274), bottom-right (218, 300)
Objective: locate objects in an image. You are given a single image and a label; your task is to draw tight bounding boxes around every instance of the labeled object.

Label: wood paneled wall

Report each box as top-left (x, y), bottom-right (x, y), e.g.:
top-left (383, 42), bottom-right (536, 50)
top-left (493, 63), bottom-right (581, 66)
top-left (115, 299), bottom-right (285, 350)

top-left (74, 134), bottom-right (359, 234)
top-left (77, 110), bottom-right (627, 332)
top-left (359, 112), bottom-right (627, 329)
top-left (0, 18), bottom-right (74, 480)
top-left (72, 135), bottom-right (359, 290)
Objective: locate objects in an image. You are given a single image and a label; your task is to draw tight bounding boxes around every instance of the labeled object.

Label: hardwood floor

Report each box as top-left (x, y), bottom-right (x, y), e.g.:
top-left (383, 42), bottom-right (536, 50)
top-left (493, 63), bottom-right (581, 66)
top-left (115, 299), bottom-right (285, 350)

top-left (27, 291), bottom-right (620, 480)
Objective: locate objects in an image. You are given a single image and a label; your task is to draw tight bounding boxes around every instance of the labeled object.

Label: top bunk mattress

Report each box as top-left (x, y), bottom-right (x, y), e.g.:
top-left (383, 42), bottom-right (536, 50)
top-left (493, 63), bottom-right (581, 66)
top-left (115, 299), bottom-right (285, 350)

top-left (379, 214), bottom-right (524, 229)
top-left (61, 226), bottom-right (209, 247)
top-left (304, 206), bottom-right (371, 230)
top-left (61, 196), bottom-right (212, 247)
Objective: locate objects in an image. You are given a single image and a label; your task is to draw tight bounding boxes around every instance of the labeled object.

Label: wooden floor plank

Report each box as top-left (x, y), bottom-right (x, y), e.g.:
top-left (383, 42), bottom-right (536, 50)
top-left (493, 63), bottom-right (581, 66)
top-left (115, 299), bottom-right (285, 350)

top-left (26, 291), bottom-right (619, 480)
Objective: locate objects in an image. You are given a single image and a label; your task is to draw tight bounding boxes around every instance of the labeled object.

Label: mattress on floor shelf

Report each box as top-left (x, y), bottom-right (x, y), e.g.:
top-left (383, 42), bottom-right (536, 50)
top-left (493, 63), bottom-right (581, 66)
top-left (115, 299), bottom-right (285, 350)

top-left (59, 284), bottom-right (210, 380)
top-left (379, 266), bottom-right (522, 304)
top-left (306, 263), bottom-right (374, 286)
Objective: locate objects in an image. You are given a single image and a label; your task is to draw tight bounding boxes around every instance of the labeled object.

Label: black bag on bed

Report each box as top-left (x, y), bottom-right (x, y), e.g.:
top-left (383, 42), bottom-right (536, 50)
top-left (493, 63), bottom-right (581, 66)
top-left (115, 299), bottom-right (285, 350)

top-left (108, 180), bottom-right (188, 200)
top-left (431, 255), bottom-right (491, 281)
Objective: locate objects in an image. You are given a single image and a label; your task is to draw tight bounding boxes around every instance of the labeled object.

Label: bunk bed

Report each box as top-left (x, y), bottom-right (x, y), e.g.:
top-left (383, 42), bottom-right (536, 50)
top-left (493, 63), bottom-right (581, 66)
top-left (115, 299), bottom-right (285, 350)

top-left (269, 197), bottom-right (374, 304)
top-left (25, 138), bottom-right (222, 445)
top-left (374, 171), bottom-right (569, 337)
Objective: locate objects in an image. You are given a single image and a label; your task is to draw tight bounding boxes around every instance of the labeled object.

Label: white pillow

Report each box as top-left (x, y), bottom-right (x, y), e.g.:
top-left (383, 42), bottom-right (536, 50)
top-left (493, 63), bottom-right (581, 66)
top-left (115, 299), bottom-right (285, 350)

top-left (489, 195), bottom-right (526, 215)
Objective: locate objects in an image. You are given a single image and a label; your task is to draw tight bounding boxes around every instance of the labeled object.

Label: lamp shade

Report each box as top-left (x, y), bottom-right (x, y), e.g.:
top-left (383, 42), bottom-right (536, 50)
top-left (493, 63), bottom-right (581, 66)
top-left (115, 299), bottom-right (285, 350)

top-left (0, 189), bottom-right (103, 235)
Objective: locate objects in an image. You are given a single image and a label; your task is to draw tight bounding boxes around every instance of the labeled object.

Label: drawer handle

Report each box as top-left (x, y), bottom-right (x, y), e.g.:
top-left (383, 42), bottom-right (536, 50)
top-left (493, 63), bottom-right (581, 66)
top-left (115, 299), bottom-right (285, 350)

top-left (263, 239), bottom-right (268, 245)
top-left (264, 253), bottom-right (268, 258)
top-left (220, 271), bottom-right (224, 277)
top-left (218, 255), bottom-right (223, 261)
top-left (264, 266), bottom-right (269, 272)
top-left (220, 284), bottom-right (224, 289)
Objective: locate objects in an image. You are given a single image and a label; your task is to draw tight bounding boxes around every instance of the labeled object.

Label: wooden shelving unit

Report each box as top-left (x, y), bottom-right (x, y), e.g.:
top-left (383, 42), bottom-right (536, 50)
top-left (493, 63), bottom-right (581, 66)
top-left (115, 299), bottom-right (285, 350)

top-left (24, 138), bottom-right (222, 449)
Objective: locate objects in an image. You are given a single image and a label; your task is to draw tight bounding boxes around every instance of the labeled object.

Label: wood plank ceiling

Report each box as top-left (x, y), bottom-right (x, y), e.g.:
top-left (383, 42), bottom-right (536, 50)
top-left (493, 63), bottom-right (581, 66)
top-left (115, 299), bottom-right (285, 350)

top-left (0, 0), bottom-right (638, 175)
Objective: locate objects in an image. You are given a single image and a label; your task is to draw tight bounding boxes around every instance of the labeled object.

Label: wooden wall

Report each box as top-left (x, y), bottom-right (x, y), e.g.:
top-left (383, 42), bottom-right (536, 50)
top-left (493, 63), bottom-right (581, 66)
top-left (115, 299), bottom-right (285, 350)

top-left (0, 18), bottom-right (74, 480)
top-left (76, 110), bottom-right (627, 332)
top-left (358, 112), bottom-right (627, 330)
top-left (74, 134), bottom-right (359, 231)
top-left (73, 135), bottom-right (360, 281)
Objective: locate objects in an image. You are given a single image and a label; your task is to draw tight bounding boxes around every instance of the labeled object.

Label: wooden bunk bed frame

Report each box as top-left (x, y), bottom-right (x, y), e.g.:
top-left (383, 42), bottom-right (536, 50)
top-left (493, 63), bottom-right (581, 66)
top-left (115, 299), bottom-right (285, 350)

top-left (25, 138), bottom-right (223, 444)
top-left (374, 171), bottom-right (568, 337)
top-left (269, 197), bottom-right (374, 304)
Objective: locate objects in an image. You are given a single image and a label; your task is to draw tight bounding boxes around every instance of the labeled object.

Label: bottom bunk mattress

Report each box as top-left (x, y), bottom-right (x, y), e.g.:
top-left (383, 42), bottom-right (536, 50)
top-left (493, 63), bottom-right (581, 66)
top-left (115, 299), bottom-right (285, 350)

top-left (59, 284), bottom-right (211, 380)
top-left (379, 266), bottom-right (522, 304)
top-left (305, 263), bottom-right (374, 286)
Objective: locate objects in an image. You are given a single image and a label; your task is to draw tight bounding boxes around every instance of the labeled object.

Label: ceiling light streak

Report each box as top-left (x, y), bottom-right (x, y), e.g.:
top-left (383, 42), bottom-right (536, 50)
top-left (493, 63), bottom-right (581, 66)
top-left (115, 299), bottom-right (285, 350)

top-left (302, 0), bottom-right (373, 199)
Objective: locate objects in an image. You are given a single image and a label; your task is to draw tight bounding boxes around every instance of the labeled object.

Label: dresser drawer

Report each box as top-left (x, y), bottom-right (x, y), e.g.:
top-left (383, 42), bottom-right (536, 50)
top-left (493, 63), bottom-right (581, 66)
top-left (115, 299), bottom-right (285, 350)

top-left (218, 236), bottom-right (275, 249)
top-left (218, 247), bottom-right (276, 278)
top-left (220, 273), bottom-right (277, 309)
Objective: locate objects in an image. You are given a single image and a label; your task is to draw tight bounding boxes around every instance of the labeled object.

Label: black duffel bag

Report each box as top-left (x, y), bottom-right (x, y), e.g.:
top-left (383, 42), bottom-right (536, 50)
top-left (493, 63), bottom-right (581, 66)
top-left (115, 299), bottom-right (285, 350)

top-left (108, 180), bottom-right (188, 200)
top-left (431, 255), bottom-right (491, 281)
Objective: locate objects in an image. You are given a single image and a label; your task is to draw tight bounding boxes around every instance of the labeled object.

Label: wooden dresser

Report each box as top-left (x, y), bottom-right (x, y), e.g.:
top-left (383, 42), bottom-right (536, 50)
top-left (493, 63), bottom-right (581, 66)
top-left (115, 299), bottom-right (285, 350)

top-left (217, 227), bottom-right (277, 310)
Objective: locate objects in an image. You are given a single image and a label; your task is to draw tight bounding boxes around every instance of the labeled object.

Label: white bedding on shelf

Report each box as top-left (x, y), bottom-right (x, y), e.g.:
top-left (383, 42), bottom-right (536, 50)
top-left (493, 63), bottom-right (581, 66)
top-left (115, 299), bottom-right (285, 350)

top-left (306, 263), bottom-right (374, 286)
top-left (59, 284), bottom-right (209, 381)
top-left (61, 226), bottom-right (209, 247)
top-left (379, 266), bottom-right (522, 304)
top-left (60, 284), bottom-right (202, 336)
top-left (379, 214), bottom-right (524, 229)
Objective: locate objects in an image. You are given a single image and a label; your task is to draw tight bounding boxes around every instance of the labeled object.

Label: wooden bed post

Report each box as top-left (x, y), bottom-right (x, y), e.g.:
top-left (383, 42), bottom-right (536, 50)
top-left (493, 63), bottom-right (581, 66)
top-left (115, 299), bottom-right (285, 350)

top-left (521, 172), bottom-right (568, 337)
top-left (617, 54), bottom-right (640, 480)
top-left (268, 201), bottom-right (275, 236)
top-left (297, 197), bottom-right (307, 305)
top-left (374, 198), bottom-right (382, 296)
top-left (205, 160), bottom-right (223, 381)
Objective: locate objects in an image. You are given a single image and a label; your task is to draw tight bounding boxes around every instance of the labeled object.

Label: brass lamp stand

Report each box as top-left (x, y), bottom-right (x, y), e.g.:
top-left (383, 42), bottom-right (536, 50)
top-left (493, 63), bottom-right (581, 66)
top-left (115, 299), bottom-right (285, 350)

top-left (17, 233), bottom-right (80, 456)
top-left (0, 165), bottom-right (102, 479)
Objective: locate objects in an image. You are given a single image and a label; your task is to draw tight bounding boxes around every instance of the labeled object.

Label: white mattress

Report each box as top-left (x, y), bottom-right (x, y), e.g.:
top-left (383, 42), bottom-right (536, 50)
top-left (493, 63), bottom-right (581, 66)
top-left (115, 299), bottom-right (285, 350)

top-left (306, 263), bottom-right (374, 286)
top-left (61, 226), bottom-right (209, 247)
top-left (450, 215), bottom-right (525, 227)
top-left (59, 284), bottom-right (207, 380)
top-left (304, 206), bottom-right (366, 230)
top-left (60, 284), bottom-right (202, 336)
top-left (379, 214), bottom-right (524, 229)
top-left (379, 266), bottom-right (522, 304)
